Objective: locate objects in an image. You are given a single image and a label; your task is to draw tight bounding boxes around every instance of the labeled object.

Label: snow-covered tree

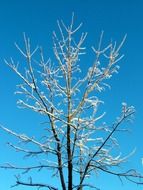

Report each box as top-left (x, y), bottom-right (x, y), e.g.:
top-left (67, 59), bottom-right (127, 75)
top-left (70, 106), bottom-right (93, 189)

top-left (1, 14), bottom-right (143, 190)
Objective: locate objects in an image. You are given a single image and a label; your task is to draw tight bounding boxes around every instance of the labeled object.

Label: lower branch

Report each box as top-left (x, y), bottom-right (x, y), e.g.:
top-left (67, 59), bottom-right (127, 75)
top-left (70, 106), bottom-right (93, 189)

top-left (13, 177), bottom-right (58, 190)
top-left (0, 163), bottom-right (57, 174)
top-left (94, 165), bottom-right (143, 185)
top-left (77, 105), bottom-right (135, 190)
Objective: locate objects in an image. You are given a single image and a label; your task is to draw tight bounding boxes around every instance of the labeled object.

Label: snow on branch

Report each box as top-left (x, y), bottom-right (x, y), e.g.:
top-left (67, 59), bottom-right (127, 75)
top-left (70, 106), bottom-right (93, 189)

top-left (1, 14), bottom-right (142, 190)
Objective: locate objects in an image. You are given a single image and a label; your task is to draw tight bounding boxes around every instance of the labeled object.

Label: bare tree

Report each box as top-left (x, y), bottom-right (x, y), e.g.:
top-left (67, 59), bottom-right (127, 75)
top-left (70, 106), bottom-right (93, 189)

top-left (0, 14), bottom-right (143, 190)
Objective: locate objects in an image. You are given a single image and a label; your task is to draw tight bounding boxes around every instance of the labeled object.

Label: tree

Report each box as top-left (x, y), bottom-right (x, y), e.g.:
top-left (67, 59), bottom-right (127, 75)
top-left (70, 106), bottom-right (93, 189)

top-left (0, 14), bottom-right (143, 190)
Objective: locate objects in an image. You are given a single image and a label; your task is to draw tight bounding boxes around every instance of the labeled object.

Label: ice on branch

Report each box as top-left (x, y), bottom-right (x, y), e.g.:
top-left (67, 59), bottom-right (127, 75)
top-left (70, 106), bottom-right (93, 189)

top-left (0, 14), bottom-right (142, 190)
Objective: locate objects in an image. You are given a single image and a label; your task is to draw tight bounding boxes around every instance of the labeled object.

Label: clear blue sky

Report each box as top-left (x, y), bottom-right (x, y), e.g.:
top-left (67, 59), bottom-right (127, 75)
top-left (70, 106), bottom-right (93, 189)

top-left (0, 0), bottom-right (143, 190)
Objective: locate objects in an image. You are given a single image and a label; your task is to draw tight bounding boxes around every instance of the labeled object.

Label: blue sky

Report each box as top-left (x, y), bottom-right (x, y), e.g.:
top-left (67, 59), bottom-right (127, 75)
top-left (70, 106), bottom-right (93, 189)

top-left (0, 0), bottom-right (143, 190)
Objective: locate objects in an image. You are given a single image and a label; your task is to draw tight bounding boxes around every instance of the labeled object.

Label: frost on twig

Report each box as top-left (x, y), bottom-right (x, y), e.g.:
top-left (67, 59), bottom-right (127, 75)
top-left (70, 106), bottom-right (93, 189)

top-left (1, 14), bottom-right (142, 190)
